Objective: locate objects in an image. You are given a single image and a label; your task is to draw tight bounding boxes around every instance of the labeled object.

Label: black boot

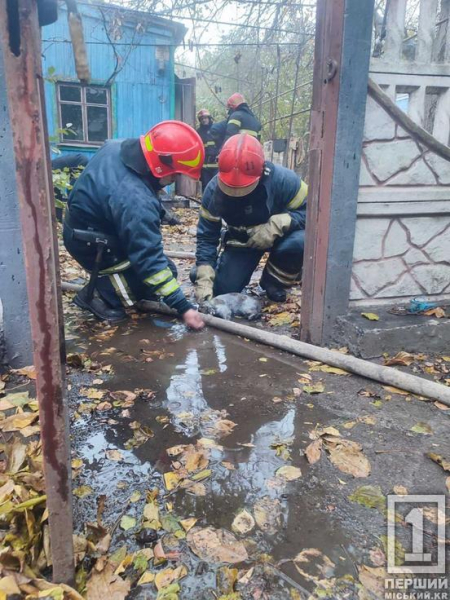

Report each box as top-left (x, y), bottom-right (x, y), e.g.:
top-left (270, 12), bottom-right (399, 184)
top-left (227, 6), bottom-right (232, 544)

top-left (74, 285), bottom-right (127, 323)
top-left (260, 273), bottom-right (287, 303)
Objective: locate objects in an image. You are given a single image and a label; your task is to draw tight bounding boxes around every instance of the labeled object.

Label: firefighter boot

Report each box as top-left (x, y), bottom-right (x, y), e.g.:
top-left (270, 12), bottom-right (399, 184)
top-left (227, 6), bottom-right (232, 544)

top-left (260, 271), bottom-right (287, 303)
top-left (74, 285), bottom-right (127, 323)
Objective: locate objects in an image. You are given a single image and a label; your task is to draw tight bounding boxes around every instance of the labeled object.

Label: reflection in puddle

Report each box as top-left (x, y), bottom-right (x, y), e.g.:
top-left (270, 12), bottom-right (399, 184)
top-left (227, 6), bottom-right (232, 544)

top-left (68, 314), bottom-right (357, 598)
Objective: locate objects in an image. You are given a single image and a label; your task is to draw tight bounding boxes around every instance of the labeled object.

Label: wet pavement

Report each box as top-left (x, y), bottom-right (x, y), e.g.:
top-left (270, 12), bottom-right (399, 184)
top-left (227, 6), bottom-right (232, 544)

top-left (65, 308), bottom-right (450, 599)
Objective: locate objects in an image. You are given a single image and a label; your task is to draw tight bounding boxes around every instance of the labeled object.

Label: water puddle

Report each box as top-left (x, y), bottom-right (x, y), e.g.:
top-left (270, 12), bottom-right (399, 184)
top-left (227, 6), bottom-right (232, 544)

top-left (67, 313), bottom-right (362, 598)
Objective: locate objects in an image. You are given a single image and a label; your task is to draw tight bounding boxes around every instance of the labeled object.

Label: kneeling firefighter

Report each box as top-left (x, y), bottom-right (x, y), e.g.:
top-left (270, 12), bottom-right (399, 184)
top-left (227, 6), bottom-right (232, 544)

top-left (194, 134), bottom-right (307, 303)
top-left (63, 121), bottom-right (205, 330)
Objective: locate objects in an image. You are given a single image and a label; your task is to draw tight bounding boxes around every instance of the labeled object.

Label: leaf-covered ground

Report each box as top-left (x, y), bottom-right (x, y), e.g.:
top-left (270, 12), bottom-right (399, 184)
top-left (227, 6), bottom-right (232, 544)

top-left (0, 207), bottom-right (449, 599)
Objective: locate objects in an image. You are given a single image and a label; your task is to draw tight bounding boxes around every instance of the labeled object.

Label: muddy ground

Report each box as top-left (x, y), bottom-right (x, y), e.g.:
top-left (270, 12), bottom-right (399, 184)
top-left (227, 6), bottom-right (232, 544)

top-left (53, 207), bottom-right (450, 598)
top-left (64, 299), bottom-right (450, 599)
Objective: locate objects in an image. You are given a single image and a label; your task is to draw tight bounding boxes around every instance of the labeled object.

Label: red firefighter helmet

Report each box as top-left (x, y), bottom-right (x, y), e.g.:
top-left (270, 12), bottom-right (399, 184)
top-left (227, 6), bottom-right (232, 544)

top-left (197, 108), bottom-right (211, 121)
top-left (227, 93), bottom-right (246, 110)
top-left (218, 133), bottom-right (265, 197)
top-left (140, 121), bottom-right (204, 180)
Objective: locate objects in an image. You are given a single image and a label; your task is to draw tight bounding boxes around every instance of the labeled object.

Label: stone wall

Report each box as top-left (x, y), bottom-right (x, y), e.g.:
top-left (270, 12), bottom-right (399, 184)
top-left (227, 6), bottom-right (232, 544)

top-left (350, 98), bottom-right (450, 303)
top-left (350, 95), bottom-right (450, 305)
top-left (349, 0), bottom-right (450, 306)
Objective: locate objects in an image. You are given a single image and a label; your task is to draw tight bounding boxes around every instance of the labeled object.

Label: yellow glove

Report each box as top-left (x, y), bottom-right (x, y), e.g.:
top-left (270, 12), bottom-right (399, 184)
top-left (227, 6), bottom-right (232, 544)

top-left (195, 264), bottom-right (215, 303)
top-left (247, 214), bottom-right (292, 250)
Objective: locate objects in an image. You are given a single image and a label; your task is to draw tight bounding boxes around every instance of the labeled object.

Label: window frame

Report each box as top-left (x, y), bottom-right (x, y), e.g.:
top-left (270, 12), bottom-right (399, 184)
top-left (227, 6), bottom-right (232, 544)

top-left (57, 82), bottom-right (112, 147)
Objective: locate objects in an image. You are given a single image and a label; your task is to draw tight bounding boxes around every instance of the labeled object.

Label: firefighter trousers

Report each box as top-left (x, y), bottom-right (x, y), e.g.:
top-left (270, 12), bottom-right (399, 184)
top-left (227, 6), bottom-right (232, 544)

top-left (214, 229), bottom-right (305, 295)
top-left (63, 223), bottom-right (177, 309)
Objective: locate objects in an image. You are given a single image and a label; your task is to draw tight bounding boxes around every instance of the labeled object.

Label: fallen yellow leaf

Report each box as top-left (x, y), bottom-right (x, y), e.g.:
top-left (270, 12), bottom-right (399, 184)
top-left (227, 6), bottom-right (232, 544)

top-left (276, 465), bottom-right (302, 481)
top-left (361, 312), bottom-right (379, 321)
top-left (0, 412), bottom-right (38, 432)
top-left (382, 385), bottom-right (409, 395)
top-left (106, 449), bottom-right (123, 461)
top-left (163, 472), bottom-right (180, 491)
top-left (180, 518), bottom-right (197, 532)
top-left (137, 571), bottom-right (155, 585)
top-left (231, 510), bottom-right (255, 535)
top-left (305, 439), bottom-right (322, 464)
top-left (11, 365), bottom-right (37, 379)
top-left (73, 485), bottom-right (93, 498)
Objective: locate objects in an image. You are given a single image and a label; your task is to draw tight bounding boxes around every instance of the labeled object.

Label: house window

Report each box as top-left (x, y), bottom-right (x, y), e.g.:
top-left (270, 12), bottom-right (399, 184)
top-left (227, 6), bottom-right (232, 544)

top-left (57, 83), bottom-right (111, 145)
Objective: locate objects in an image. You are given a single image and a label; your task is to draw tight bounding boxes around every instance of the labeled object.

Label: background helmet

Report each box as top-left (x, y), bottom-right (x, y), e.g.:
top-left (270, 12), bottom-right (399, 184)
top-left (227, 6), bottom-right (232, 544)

top-left (227, 93), bottom-right (246, 110)
top-left (140, 121), bottom-right (204, 180)
top-left (218, 133), bottom-right (264, 197)
top-left (197, 108), bottom-right (211, 121)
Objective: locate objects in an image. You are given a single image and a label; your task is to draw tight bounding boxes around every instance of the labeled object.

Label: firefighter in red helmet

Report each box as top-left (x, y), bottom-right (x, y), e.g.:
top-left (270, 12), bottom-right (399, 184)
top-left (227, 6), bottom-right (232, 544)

top-left (63, 121), bottom-right (205, 330)
top-left (196, 108), bottom-right (219, 190)
top-left (224, 93), bottom-right (262, 144)
top-left (194, 134), bottom-right (307, 303)
top-left (209, 93), bottom-right (262, 153)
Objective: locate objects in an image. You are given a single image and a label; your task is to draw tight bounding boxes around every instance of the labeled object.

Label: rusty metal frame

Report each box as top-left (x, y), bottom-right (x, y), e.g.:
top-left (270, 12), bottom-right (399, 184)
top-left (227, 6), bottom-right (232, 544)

top-left (0, 0), bottom-right (75, 584)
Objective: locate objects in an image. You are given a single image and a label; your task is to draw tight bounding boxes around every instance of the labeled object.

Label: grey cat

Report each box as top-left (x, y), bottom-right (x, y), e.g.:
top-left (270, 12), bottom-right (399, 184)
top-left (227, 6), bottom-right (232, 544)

top-left (201, 293), bottom-right (262, 321)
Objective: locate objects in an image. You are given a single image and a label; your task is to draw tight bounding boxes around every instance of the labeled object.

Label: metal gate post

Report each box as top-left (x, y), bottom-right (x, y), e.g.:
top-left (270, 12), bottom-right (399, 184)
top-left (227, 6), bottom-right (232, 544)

top-left (0, 0), bottom-right (75, 583)
top-left (300, 0), bottom-right (375, 345)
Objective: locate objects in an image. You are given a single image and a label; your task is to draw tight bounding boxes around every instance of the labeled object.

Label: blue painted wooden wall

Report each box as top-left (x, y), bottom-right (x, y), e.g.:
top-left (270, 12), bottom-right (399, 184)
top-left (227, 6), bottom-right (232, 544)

top-left (42, 2), bottom-right (184, 159)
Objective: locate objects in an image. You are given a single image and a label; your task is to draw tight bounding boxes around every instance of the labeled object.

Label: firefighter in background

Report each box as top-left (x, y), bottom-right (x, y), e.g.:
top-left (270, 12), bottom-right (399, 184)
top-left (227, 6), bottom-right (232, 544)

top-left (194, 134), bottom-right (307, 303)
top-left (224, 93), bottom-right (262, 144)
top-left (210, 93), bottom-right (262, 152)
top-left (63, 121), bottom-right (205, 330)
top-left (196, 108), bottom-right (219, 190)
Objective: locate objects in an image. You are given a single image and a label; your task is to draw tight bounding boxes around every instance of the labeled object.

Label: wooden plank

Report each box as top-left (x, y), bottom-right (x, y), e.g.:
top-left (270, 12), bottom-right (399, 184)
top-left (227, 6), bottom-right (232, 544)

top-left (417, 0), bottom-right (439, 63)
top-left (301, 0), bottom-right (375, 345)
top-left (0, 0), bottom-right (74, 584)
top-left (384, 0), bottom-right (407, 62)
top-left (301, 0), bottom-right (343, 343)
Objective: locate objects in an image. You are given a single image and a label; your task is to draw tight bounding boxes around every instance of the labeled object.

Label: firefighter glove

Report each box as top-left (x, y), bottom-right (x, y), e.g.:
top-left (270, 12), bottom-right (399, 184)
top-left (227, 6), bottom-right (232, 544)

top-left (247, 213), bottom-right (292, 250)
top-left (195, 264), bottom-right (216, 303)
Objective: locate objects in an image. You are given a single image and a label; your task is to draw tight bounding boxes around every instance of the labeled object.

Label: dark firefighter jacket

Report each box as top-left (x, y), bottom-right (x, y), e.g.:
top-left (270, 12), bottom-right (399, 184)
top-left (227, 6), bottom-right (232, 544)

top-left (66, 139), bottom-right (192, 314)
top-left (225, 103), bottom-right (262, 143)
top-left (196, 162), bottom-right (308, 266)
top-left (197, 122), bottom-right (219, 168)
top-left (209, 119), bottom-right (228, 151)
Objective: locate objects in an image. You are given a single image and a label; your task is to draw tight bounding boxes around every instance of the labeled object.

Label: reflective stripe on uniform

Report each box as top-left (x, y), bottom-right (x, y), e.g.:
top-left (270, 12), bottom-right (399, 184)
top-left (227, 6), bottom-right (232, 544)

top-left (287, 180), bottom-right (308, 210)
top-left (228, 119), bottom-right (242, 127)
top-left (110, 273), bottom-right (135, 306)
top-left (157, 278), bottom-right (180, 297)
top-left (100, 260), bottom-right (131, 275)
top-left (144, 267), bottom-right (173, 287)
top-left (203, 163), bottom-right (218, 168)
top-left (200, 206), bottom-right (221, 222)
top-left (266, 261), bottom-right (300, 286)
top-left (204, 141), bottom-right (215, 147)
top-left (239, 128), bottom-right (259, 137)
